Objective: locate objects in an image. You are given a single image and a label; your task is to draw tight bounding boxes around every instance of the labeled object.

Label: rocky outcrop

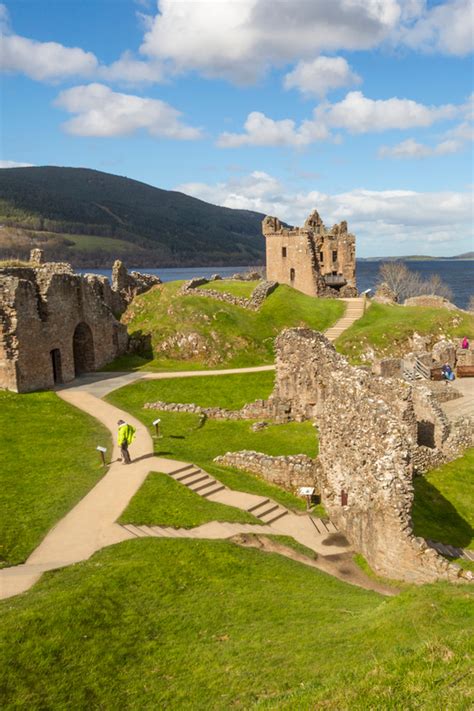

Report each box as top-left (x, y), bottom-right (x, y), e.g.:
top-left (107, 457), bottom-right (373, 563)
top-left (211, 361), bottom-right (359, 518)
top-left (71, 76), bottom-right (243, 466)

top-left (405, 295), bottom-right (458, 310)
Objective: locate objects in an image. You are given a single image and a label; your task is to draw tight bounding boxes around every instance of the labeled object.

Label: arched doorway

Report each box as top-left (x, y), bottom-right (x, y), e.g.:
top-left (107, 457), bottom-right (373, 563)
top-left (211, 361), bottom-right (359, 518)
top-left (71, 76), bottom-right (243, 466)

top-left (73, 322), bottom-right (95, 376)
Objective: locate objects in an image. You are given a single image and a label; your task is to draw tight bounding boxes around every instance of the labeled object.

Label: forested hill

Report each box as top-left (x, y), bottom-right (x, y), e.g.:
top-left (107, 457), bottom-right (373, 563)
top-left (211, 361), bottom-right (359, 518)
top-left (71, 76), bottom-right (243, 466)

top-left (0, 166), bottom-right (266, 267)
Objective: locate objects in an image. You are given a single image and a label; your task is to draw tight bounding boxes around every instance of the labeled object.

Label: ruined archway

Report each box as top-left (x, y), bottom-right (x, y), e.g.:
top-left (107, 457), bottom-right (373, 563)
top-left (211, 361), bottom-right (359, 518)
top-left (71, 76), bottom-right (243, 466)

top-left (73, 322), bottom-right (95, 376)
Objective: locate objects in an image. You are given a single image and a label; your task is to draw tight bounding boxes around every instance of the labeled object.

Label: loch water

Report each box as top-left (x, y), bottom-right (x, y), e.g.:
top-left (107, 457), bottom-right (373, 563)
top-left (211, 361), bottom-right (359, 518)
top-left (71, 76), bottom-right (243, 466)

top-left (82, 260), bottom-right (473, 310)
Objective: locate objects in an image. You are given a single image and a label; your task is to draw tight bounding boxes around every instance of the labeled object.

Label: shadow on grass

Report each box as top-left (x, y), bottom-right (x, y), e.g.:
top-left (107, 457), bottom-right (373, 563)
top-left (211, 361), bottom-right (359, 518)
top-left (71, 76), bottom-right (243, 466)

top-left (412, 476), bottom-right (473, 548)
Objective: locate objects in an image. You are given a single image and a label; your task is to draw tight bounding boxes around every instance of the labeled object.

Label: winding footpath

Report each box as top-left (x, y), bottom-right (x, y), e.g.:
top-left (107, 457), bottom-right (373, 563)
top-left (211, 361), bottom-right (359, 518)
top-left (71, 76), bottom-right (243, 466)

top-left (0, 300), bottom-right (395, 600)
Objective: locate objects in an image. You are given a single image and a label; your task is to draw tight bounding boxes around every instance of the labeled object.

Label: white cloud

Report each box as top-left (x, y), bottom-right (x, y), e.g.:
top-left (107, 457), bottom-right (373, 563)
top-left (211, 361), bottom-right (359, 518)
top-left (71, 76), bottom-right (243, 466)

top-left (0, 160), bottom-right (34, 168)
top-left (320, 91), bottom-right (456, 133)
top-left (397, 0), bottom-right (474, 56)
top-left (176, 171), bottom-right (473, 249)
top-left (217, 111), bottom-right (331, 148)
top-left (218, 91), bottom-right (457, 148)
top-left (378, 137), bottom-right (462, 158)
top-left (0, 33), bottom-right (98, 82)
top-left (98, 51), bottom-right (163, 84)
top-left (141, 0), bottom-right (401, 83)
top-left (54, 83), bottom-right (202, 139)
top-left (284, 56), bottom-right (361, 98)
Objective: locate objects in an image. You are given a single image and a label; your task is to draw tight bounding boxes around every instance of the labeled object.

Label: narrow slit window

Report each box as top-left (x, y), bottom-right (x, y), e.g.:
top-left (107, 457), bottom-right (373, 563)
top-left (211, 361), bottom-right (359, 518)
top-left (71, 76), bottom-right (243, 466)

top-left (332, 250), bottom-right (338, 262)
top-left (290, 268), bottom-right (295, 281)
top-left (282, 247), bottom-right (287, 257)
top-left (319, 251), bottom-right (324, 262)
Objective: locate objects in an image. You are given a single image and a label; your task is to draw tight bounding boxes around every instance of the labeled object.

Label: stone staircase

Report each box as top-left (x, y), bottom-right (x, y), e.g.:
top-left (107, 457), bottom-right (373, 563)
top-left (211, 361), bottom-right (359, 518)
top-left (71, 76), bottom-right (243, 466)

top-left (426, 539), bottom-right (474, 562)
top-left (324, 297), bottom-right (365, 343)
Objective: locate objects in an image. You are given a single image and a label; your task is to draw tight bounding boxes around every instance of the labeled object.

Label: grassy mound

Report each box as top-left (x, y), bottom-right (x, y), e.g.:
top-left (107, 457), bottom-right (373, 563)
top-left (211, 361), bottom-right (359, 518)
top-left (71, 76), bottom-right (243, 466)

top-left (109, 281), bottom-right (344, 371)
top-left (336, 301), bottom-right (474, 363)
top-left (1, 539), bottom-right (472, 709)
top-left (0, 391), bottom-right (111, 566)
top-left (120, 471), bottom-right (260, 527)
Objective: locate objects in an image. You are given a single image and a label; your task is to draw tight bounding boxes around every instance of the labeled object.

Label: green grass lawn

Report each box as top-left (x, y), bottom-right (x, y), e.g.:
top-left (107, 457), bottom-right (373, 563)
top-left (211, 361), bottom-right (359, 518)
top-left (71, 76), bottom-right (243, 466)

top-left (120, 471), bottom-right (260, 527)
top-left (336, 301), bottom-right (474, 363)
top-left (412, 448), bottom-right (474, 550)
top-left (107, 281), bottom-right (344, 371)
top-left (199, 279), bottom-right (260, 298)
top-left (1, 539), bottom-right (472, 710)
top-left (123, 371), bottom-right (275, 410)
top-left (106, 375), bottom-right (316, 512)
top-left (0, 391), bottom-right (111, 566)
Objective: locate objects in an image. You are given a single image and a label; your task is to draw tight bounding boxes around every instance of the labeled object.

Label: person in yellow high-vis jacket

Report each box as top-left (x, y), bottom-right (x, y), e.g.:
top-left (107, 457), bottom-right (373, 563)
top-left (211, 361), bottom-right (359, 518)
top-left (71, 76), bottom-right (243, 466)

top-left (117, 419), bottom-right (136, 464)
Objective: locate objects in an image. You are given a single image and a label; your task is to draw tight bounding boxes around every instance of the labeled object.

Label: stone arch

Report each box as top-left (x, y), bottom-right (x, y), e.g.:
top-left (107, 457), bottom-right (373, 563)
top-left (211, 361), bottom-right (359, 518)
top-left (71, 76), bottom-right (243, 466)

top-left (73, 322), bottom-right (95, 376)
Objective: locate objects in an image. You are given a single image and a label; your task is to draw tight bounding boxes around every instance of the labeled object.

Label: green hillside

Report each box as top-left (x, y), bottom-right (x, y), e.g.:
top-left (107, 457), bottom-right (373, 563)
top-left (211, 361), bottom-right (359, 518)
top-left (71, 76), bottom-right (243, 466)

top-left (108, 280), bottom-right (345, 371)
top-left (0, 166), bottom-right (266, 267)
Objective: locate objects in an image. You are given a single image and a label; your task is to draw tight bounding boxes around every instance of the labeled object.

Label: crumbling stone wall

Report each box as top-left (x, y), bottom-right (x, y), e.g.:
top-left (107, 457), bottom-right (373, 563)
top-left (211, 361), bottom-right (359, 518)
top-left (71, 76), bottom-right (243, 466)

top-left (263, 210), bottom-right (357, 298)
top-left (268, 328), bottom-right (471, 583)
top-left (111, 259), bottom-right (161, 314)
top-left (0, 253), bottom-right (158, 393)
top-left (214, 451), bottom-right (319, 491)
top-left (180, 278), bottom-right (278, 310)
top-left (143, 398), bottom-right (270, 420)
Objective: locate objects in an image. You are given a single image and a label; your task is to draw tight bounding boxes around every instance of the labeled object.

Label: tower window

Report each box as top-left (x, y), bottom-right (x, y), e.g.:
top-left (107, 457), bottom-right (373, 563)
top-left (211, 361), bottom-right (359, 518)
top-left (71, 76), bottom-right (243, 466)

top-left (282, 247), bottom-right (287, 257)
top-left (332, 250), bottom-right (338, 262)
top-left (290, 268), bottom-right (295, 281)
top-left (319, 251), bottom-right (324, 262)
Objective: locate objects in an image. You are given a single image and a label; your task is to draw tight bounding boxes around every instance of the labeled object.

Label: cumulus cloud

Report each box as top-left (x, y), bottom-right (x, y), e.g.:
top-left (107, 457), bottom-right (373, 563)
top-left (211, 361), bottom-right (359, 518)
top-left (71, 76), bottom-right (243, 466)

top-left (140, 0), bottom-right (401, 83)
top-left (0, 32), bottom-right (98, 82)
top-left (176, 170), bottom-right (473, 248)
top-left (54, 83), bottom-right (202, 139)
top-left (218, 91), bottom-right (457, 148)
top-left (284, 56), bottom-right (361, 98)
top-left (98, 51), bottom-right (163, 84)
top-left (397, 0), bottom-right (474, 56)
top-left (0, 160), bottom-right (34, 168)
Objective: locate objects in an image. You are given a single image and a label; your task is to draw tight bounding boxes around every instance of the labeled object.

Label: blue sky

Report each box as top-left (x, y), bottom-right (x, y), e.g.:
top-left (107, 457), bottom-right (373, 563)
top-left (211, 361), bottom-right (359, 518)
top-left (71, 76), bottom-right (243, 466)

top-left (1, 0), bottom-right (473, 256)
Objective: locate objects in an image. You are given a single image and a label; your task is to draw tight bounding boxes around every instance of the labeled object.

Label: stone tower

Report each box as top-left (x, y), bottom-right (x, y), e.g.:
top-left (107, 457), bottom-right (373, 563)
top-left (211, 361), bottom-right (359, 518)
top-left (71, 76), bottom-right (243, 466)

top-left (262, 210), bottom-right (357, 297)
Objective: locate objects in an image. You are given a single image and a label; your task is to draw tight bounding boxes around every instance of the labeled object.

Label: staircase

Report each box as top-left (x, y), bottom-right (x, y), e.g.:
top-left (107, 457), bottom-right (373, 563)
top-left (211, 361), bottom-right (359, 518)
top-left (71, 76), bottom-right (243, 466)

top-left (426, 539), bottom-right (474, 562)
top-left (324, 297), bottom-right (365, 343)
top-left (402, 357), bottom-right (431, 382)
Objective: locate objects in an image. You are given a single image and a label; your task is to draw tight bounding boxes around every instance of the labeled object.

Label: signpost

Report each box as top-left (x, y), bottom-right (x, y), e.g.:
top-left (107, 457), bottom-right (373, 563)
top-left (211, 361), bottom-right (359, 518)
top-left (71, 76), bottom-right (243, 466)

top-left (298, 486), bottom-right (315, 510)
top-left (96, 445), bottom-right (107, 466)
top-left (152, 418), bottom-right (161, 438)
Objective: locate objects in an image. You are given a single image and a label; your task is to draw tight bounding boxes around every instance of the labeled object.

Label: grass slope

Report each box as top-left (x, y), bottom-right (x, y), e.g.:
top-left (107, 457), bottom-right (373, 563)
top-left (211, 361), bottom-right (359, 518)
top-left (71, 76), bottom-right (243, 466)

top-left (412, 448), bottom-right (474, 550)
top-left (112, 281), bottom-right (344, 371)
top-left (336, 301), bottom-right (474, 363)
top-left (120, 471), bottom-right (260, 527)
top-left (1, 539), bottom-right (472, 709)
top-left (0, 391), bottom-right (111, 566)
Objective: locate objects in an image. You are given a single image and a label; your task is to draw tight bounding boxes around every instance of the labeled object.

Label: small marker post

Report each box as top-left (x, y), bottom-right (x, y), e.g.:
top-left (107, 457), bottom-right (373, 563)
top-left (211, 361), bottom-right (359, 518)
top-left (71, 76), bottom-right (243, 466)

top-left (96, 445), bottom-right (107, 466)
top-left (152, 418), bottom-right (161, 438)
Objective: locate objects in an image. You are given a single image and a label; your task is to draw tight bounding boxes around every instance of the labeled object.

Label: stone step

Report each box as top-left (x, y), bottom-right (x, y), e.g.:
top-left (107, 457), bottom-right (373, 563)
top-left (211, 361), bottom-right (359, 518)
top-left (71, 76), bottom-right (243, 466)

top-left (170, 463), bottom-right (195, 477)
top-left (150, 526), bottom-right (168, 537)
top-left (254, 504), bottom-right (280, 519)
top-left (325, 520), bottom-right (338, 534)
top-left (183, 473), bottom-right (209, 488)
top-left (138, 524), bottom-right (162, 537)
top-left (462, 549), bottom-right (474, 561)
top-left (247, 498), bottom-right (270, 513)
top-left (265, 510), bottom-right (289, 525)
top-left (310, 518), bottom-right (326, 535)
top-left (201, 484), bottom-right (226, 497)
top-left (122, 523), bottom-right (149, 538)
top-left (190, 478), bottom-right (217, 493)
top-left (175, 468), bottom-right (202, 482)
top-left (162, 527), bottom-right (189, 537)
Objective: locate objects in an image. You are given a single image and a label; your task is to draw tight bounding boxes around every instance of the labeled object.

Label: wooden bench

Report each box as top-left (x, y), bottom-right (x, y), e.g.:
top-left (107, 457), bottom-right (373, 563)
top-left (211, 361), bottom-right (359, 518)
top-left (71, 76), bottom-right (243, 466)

top-left (456, 365), bottom-right (474, 378)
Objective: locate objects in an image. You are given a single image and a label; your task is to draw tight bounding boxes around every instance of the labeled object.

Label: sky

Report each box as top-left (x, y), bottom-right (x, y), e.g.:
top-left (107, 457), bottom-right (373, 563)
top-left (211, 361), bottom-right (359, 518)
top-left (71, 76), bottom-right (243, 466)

top-left (0, 0), bottom-right (473, 257)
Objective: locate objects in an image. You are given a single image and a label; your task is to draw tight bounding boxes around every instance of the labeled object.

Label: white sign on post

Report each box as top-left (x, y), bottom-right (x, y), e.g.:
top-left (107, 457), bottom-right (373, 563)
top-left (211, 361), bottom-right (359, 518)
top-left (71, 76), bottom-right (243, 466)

top-left (96, 446), bottom-right (107, 453)
top-left (298, 487), bottom-right (315, 497)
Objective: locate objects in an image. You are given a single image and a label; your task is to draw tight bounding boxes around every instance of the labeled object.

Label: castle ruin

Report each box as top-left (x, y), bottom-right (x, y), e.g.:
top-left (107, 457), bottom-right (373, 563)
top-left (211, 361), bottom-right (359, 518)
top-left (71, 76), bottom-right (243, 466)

top-left (262, 210), bottom-right (357, 298)
top-left (0, 251), bottom-right (160, 393)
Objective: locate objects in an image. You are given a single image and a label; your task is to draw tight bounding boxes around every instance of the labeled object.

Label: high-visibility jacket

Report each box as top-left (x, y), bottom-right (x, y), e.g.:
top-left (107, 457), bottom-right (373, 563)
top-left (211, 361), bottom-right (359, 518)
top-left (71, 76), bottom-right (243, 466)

top-left (118, 423), bottom-right (136, 446)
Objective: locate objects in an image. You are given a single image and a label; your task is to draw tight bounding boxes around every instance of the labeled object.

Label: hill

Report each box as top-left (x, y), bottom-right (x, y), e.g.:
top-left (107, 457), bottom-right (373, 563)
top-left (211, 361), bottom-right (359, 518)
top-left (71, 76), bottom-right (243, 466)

top-left (107, 280), bottom-right (345, 371)
top-left (359, 252), bottom-right (474, 261)
top-left (0, 166), bottom-right (266, 267)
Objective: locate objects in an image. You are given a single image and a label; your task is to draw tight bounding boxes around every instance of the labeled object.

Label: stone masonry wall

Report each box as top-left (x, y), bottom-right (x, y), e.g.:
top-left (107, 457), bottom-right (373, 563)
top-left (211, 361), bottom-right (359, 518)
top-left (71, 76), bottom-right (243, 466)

top-left (180, 278), bottom-right (278, 310)
top-left (269, 329), bottom-right (471, 584)
top-left (263, 210), bottom-right (357, 298)
top-left (0, 254), bottom-right (158, 393)
top-left (214, 451), bottom-right (320, 491)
